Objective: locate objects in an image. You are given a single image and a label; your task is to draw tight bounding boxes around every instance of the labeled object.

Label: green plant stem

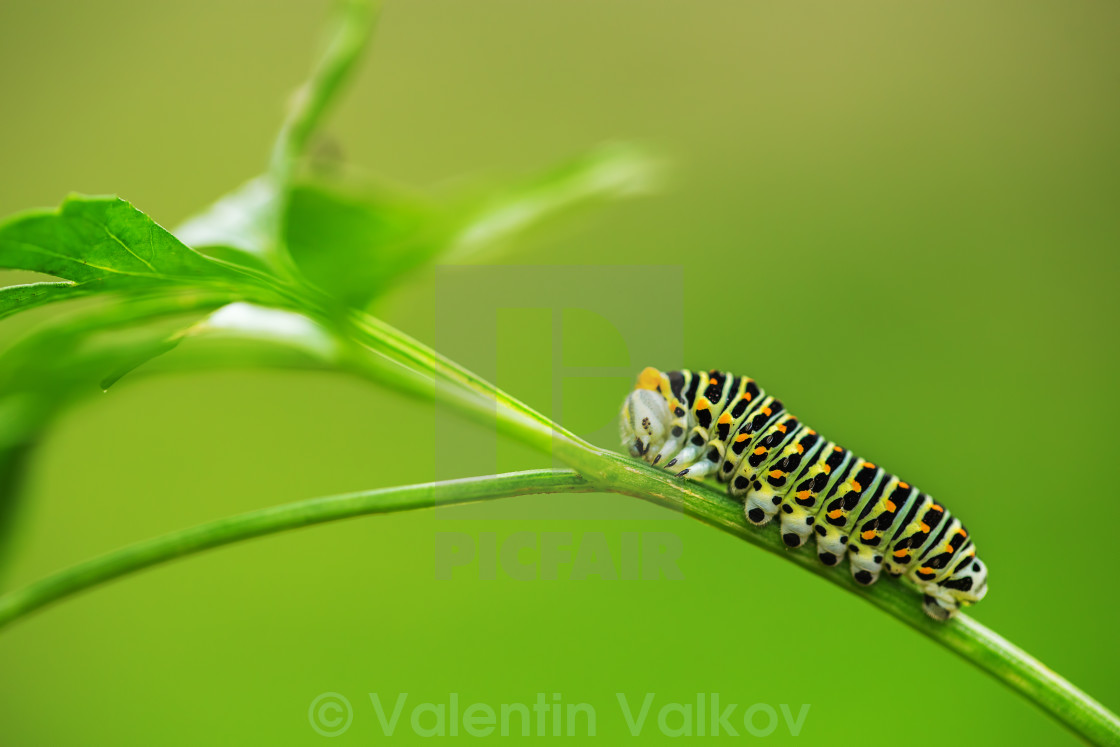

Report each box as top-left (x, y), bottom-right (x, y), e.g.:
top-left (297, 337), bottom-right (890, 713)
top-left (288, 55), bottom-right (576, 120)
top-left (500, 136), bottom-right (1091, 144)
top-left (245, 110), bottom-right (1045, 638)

top-left (347, 309), bottom-right (597, 459)
top-left (261, 0), bottom-right (379, 283)
top-left (337, 312), bottom-right (1120, 745)
top-left (2, 458), bottom-right (1116, 743)
top-left (0, 470), bottom-right (590, 632)
top-left (584, 450), bottom-right (1120, 746)
top-left (269, 0), bottom-right (379, 184)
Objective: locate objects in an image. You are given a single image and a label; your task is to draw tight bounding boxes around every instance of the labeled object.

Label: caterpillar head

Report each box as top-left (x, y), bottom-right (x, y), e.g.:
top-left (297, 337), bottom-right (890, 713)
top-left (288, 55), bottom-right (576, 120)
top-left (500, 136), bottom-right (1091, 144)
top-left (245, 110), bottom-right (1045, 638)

top-left (620, 368), bottom-right (672, 460)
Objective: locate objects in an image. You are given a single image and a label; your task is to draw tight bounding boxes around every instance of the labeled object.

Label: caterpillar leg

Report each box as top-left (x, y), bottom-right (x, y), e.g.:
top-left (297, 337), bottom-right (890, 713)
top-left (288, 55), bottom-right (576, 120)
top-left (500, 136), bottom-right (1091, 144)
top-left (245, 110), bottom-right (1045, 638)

top-left (919, 587), bottom-right (959, 621)
top-left (778, 502), bottom-right (817, 548)
top-left (812, 521), bottom-right (848, 567)
top-left (675, 442), bottom-right (724, 480)
top-left (664, 426), bottom-right (709, 472)
top-left (743, 482), bottom-right (782, 527)
top-left (848, 542), bottom-right (885, 586)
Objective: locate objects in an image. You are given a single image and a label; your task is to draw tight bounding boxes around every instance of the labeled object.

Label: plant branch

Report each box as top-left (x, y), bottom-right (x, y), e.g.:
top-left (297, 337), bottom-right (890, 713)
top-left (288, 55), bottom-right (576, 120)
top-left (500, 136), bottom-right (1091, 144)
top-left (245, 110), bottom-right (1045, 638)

top-left (0, 469), bottom-right (590, 632)
top-left (336, 312), bottom-right (1120, 745)
top-left (269, 0), bottom-right (379, 185)
top-left (2, 448), bottom-right (1116, 743)
top-left (583, 449), bottom-right (1120, 746)
top-left (346, 309), bottom-right (598, 461)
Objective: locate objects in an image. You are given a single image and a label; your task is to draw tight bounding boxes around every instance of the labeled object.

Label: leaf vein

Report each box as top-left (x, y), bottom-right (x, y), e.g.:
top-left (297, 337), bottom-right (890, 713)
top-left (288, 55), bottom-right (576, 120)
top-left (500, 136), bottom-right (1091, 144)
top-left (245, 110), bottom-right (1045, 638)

top-left (72, 214), bottom-right (160, 273)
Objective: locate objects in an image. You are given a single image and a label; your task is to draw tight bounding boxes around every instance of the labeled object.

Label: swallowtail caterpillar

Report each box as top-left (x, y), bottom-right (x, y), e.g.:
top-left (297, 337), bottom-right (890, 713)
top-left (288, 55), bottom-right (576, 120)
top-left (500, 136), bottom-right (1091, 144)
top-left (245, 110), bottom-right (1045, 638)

top-left (619, 367), bottom-right (988, 620)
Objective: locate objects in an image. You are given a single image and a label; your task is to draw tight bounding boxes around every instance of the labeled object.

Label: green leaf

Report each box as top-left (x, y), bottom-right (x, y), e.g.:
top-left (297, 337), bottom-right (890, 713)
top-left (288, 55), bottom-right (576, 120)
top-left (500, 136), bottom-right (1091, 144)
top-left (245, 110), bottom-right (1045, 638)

top-left (0, 293), bottom-right (348, 549)
top-left (445, 143), bottom-right (662, 262)
top-left (174, 177), bottom-right (280, 271)
top-left (0, 280), bottom-right (105, 321)
top-left (163, 302), bottom-right (343, 372)
top-left (283, 180), bottom-right (446, 307)
top-left (0, 292), bottom-right (229, 558)
top-left (0, 292), bottom-right (232, 404)
top-left (0, 295), bottom-right (338, 466)
top-left (0, 293), bottom-right (242, 575)
top-left (279, 144), bottom-right (660, 309)
top-left (0, 195), bottom-right (251, 285)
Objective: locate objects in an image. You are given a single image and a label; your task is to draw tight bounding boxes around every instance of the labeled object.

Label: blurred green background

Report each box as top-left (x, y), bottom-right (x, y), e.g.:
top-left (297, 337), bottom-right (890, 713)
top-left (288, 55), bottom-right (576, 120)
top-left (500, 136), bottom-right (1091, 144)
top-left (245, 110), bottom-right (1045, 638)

top-left (1, 1), bottom-right (1118, 744)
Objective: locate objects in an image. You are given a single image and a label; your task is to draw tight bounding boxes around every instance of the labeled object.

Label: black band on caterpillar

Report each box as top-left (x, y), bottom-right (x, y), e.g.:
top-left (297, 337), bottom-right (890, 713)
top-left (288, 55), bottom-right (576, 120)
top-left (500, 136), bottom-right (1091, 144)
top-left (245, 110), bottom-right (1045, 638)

top-left (619, 367), bottom-right (988, 620)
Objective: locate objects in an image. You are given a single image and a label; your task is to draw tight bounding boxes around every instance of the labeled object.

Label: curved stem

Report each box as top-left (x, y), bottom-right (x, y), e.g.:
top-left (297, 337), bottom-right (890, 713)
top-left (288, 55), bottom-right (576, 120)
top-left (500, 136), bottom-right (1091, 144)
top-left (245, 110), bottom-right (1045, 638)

top-left (583, 449), bottom-right (1120, 746)
top-left (5, 306), bottom-right (1115, 743)
top-left (347, 309), bottom-right (597, 459)
top-left (0, 470), bottom-right (590, 631)
top-left (337, 313), bottom-right (1120, 745)
top-left (2, 453), bottom-right (1117, 743)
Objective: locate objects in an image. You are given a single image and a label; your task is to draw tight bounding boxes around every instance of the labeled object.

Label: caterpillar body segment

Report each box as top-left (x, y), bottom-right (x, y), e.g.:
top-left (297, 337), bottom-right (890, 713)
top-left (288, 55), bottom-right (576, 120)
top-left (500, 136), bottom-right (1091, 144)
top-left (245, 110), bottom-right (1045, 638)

top-left (619, 367), bottom-right (989, 621)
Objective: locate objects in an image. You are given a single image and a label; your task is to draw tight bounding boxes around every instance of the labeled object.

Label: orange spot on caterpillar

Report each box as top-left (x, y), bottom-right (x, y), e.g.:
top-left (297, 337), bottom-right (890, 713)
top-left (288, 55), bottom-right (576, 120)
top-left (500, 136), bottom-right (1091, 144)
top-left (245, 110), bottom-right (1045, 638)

top-left (823, 465), bottom-right (832, 474)
top-left (862, 462), bottom-right (875, 469)
top-left (828, 510), bottom-right (844, 520)
top-left (753, 447), bottom-right (767, 455)
top-left (919, 522), bottom-right (930, 533)
top-left (898, 481), bottom-right (910, 490)
top-left (833, 445), bottom-right (843, 452)
top-left (862, 530), bottom-right (877, 541)
top-left (735, 433), bottom-right (750, 443)
top-left (884, 500), bottom-right (897, 512)
top-left (718, 412), bottom-right (732, 424)
top-left (695, 398), bottom-right (710, 410)
top-left (741, 392), bottom-right (753, 402)
top-left (957, 528), bottom-right (968, 538)
top-left (919, 566), bottom-right (933, 575)
top-left (769, 470), bottom-right (784, 479)
top-left (761, 407), bottom-right (772, 416)
top-left (893, 549), bottom-right (909, 558)
top-left (808, 429), bottom-right (817, 435)
top-left (796, 443), bottom-right (804, 454)
top-left (930, 504), bottom-right (944, 512)
top-left (798, 491), bottom-right (811, 500)
top-left (850, 481), bottom-right (862, 492)
top-left (637, 367), bottom-right (662, 391)
top-left (777, 424), bottom-right (787, 433)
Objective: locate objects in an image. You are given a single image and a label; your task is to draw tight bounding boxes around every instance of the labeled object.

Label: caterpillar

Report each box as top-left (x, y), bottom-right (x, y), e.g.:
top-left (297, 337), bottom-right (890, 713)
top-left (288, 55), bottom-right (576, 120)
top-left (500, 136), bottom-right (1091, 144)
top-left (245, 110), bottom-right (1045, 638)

top-left (619, 367), bottom-right (988, 620)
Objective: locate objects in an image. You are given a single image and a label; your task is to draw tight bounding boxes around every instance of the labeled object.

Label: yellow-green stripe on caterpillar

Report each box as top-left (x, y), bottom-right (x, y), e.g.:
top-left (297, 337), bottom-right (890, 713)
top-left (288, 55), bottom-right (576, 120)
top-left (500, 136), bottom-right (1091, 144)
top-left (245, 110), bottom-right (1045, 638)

top-left (619, 367), bottom-right (988, 621)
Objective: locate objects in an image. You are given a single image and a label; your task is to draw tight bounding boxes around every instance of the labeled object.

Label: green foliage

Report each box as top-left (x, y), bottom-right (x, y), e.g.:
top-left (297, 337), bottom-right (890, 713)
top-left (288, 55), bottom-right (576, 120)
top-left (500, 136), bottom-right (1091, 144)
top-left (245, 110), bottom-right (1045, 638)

top-left (0, 0), bottom-right (654, 563)
top-left (174, 176), bottom-right (281, 271)
top-left (0, 281), bottom-right (95, 321)
top-left (283, 179), bottom-right (446, 307)
top-left (0, 196), bottom-right (248, 284)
